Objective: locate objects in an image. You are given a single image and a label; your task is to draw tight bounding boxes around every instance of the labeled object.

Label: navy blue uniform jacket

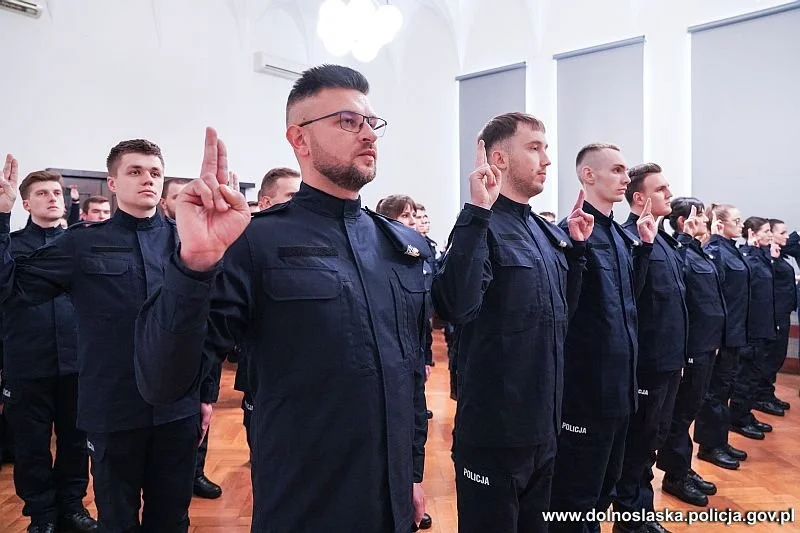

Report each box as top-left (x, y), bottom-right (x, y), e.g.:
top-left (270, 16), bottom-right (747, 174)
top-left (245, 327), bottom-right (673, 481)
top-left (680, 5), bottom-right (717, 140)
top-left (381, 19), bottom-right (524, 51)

top-left (622, 214), bottom-right (688, 373)
top-left (740, 245), bottom-right (776, 342)
top-left (560, 202), bottom-right (652, 419)
top-left (674, 233), bottom-right (726, 354)
top-left (432, 197), bottom-right (586, 447)
top-left (0, 210), bottom-right (199, 433)
top-left (704, 235), bottom-right (750, 349)
top-left (2, 220), bottom-right (77, 379)
top-left (133, 184), bottom-right (430, 533)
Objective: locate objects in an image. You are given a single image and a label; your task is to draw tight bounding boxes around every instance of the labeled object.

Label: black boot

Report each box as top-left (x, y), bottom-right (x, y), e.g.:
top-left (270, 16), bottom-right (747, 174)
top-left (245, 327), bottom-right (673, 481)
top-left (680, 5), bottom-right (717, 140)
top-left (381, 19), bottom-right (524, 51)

top-left (752, 419), bottom-right (772, 433)
top-left (688, 469), bottom-right (717, 495)
top-left (771, 397), bottom-right (790, 410)
top-left (729, 424), bottom-right (765, 440)
top-left (27, 524), bottom-right (56, 533)
top-left (645, 522), bottom-right (672, 533)
top-left (725, 443), bottom-right (747, 461)
top-left (697, 447), bottom-right (739, 470)
top-left (193, 474), bottom-right (223, 499)
top-left (58, 508), bottom-right (98, 532)
top-left (662, 473), bottom-right (709, 506)
top-left (753, 401), bottom-right (784, 417)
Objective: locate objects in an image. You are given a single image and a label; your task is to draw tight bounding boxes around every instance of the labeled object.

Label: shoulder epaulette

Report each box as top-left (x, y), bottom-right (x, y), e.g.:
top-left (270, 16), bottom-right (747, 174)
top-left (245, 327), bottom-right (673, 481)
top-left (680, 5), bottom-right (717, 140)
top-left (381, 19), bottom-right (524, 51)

top-left (531, 214), bottom-right (573, 250)
top-left (363, 207), bottom-right (431, 261)
top-left (67, 219), bottom-right (109, 230)
top-left (251, 201), bottom-right (290, 219)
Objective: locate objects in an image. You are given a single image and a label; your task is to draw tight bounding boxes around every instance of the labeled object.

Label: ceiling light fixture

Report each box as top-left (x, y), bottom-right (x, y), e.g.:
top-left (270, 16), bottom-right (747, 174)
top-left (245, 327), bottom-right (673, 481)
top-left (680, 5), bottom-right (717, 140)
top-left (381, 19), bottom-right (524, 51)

top-left (317, 0), bottom-right (403, 63)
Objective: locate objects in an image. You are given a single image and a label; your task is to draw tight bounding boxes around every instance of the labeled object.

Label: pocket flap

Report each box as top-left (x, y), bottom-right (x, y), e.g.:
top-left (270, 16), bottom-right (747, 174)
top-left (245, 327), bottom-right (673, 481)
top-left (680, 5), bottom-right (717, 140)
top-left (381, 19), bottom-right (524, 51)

top-left (81, 257), bottom-right (129, 275)
top-left (262, 268), bottom-right (343, 301)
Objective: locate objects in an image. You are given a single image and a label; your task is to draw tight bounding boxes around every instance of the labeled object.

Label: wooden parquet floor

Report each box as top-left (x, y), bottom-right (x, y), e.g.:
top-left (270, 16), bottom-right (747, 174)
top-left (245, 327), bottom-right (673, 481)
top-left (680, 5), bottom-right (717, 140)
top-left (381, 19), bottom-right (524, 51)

top-left (1, 331), bottom-right (799, 532)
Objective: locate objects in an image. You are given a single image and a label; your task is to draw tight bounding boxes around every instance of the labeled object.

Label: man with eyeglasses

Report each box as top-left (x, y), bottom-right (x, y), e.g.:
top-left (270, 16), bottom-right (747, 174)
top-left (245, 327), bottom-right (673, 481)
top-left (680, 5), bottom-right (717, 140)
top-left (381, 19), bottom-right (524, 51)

top-left (132, 65), bottom-right (431, 533)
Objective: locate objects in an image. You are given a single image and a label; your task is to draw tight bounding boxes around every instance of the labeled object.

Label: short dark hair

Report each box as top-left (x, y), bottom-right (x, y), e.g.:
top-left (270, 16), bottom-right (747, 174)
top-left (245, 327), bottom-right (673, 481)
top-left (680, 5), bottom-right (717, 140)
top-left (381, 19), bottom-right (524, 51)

top-left (769, 218), bottom-right (785, 231)
top-left (82, 195), bottom-right (110, 213)
top-left (286, 65), bottom-right (370, 123)
top-left (625, 162), bottom-right (663, 204)
top-left (540, 211), bottom-right (556, 218)
top-left (376, 194), bottom-right (416, 220)
top-left (19, 170), bottom-right (63, 200)
top-left (258, 167), bottom-right (300, 200)
top-left (478, 112), bottom-right (546, 153)
top-left (575, 143), bottom-right (620, 168)
top-left (247, 200), bottom-right (259, 207)
top-left (667, 196), bottom-right (704, 232)
top-left (106, 139), bottom-right (165, 175)
top-left (414, 203), bottom-right (426, 212)
top-left (742, 216), bottom-right (769, 240)
top-left (162, 178), bottom-right (193, 199)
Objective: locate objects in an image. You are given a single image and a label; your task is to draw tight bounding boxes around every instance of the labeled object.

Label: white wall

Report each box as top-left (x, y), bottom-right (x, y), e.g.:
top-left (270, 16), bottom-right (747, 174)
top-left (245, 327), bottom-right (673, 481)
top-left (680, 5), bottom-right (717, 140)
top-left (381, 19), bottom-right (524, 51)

top-left (0, 0), bottom-right (460, 246)
top-left (2, 0), bottom-right (792, 236)
top-left (455, 0), bottom-right (793, 218)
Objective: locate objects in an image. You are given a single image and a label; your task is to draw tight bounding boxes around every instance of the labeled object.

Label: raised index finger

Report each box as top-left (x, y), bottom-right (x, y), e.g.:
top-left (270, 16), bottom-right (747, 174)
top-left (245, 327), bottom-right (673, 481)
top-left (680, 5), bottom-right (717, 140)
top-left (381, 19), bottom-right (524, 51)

top-left (475, 140), bottom-right (488, 168)
top-left (201, 127), bottom-right (219, 181)
top-left (216, 138), bottom-right (229, 186)
top-left (689, 205), bottom-right (697, 219)
top-left (572, 188), bottom-right (586, 212)
top-left (642, 197), bottom-right (652, 216)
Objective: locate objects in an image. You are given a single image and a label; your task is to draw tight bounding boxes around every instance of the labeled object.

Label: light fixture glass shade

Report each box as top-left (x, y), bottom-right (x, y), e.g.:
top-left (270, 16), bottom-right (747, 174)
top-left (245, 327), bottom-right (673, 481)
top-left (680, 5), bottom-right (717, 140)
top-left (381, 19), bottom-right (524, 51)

top-left (317, 0), bottom-right (402, 62)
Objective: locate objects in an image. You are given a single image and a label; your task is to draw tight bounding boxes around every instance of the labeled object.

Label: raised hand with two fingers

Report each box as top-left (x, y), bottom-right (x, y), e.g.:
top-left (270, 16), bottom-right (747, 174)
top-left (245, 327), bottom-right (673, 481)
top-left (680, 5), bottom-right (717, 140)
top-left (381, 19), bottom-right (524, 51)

top-left (175, 128), bottom-right (251, 272)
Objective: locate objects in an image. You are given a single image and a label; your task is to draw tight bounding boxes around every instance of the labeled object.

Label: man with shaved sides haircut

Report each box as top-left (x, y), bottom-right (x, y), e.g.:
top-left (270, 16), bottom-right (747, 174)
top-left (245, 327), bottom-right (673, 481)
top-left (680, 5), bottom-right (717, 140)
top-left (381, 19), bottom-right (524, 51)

top-left (613, 163), bottom-right (691, 533)
top-left (133, 64), bottom-right (432, 532)
top-left (433, 113), bottom-right (593, 533)
top-left (549, 144), bottom-right (656, 533)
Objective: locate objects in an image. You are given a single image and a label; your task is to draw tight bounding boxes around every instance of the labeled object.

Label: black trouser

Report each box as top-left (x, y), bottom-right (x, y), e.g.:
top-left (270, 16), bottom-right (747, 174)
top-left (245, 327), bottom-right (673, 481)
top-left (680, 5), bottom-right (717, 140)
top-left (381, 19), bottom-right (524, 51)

top-left (454, 439), bottom-right (556, 533)
top-left (730, 342), bottom-right (768, 427)
top-left (614, 370), bottom-right (681, 521)
top-left (242, 394), bottom-right (253, 452)
top-left (550, 414), bottom-right (629, 533)
top-left (756, 314), bottom-right (791, 402)
top-left (4, 374), bottom-right (88, 524)
top-left (195, 424), bottom-right (209, 478)
top-left (87, 414), bottom-right (199, 533)
top-left (694, 346), bottom-right (741, 449)
top-left (657, 352), bottom-right (716, 478)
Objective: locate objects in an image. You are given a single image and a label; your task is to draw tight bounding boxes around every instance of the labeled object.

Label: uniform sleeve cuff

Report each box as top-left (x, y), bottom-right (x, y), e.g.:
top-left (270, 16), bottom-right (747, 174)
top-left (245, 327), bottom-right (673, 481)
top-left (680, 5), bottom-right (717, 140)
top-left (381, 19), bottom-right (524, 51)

top-left (167, 252), bottom-right (219, 297)
top-left (0, 212), bottom-right (10, 234)
top-left (454, 204), bottom-right (492, 228)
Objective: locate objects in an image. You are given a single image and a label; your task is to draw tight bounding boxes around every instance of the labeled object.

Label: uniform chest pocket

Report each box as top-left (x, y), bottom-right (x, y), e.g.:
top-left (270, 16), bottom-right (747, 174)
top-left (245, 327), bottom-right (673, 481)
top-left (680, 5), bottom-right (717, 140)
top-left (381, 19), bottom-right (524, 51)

top-left (492, 245), bottom-right (545, 312)
top-left (262, 267), bottom-right (343, 301)
top-left (392, 267), bottom-right (427, 359)
top-left (81, 257), bottom-right (129, 275)
top-left (689, 260), bottom-right (714, 275)
top-left (724, 256), bottom-right (746, 272)
top-left (648, 258), bottom-right (679, 296)
top-left (589, 246), bottom-right (615, 271)
top-left (261, 267), bottom-right (350, 371)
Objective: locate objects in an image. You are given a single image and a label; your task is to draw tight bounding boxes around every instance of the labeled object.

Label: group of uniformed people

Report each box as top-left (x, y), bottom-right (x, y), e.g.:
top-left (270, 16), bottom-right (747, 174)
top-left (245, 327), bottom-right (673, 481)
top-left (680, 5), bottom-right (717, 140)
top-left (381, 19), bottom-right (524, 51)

top-left (0, 63), bottom-right (797, 533)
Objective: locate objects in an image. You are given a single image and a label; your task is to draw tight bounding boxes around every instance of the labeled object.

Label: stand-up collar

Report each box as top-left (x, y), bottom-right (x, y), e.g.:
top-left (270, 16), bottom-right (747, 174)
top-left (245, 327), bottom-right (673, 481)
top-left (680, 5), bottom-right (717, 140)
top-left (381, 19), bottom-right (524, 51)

top-left (293, 182), bottom-right (362, 219)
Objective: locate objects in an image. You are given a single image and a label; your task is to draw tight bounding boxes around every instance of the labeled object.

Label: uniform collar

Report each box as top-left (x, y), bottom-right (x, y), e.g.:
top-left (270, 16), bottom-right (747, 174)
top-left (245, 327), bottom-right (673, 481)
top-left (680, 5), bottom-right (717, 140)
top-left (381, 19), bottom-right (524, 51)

top-left (25, 217), bottom-right (64, 238)
top-left (493, 194), bottom-right (531, 219)
top-left (583, 201), bottom-right (613, 227)
top-left (110, 208), bottom-right (164, 230)
top-left (709, 234), bottom-right (737, 249)
top-left (293, 182), bottom-right (362, 219)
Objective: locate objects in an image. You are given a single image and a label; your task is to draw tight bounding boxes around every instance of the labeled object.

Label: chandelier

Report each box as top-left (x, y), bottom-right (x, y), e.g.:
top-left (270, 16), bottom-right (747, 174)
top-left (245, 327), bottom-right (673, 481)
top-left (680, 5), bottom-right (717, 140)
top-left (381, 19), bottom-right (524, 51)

top-left (317, 0), bottom-right (404, 62)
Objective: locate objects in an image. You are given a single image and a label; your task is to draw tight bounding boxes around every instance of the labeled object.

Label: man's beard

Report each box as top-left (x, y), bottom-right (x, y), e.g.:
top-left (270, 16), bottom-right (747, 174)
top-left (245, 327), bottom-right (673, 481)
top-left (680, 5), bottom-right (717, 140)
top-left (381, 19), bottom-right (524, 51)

top-left (310, 137), bottom-right (376, 193)
top-left (507, 161), bottom-right (543, 199)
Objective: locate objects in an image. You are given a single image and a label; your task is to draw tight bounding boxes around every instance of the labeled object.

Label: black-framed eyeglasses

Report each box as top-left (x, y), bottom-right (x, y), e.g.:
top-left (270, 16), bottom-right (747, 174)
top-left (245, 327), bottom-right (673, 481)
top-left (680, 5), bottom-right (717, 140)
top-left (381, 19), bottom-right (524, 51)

top-left (298, 110), bottom-right (388, 137)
